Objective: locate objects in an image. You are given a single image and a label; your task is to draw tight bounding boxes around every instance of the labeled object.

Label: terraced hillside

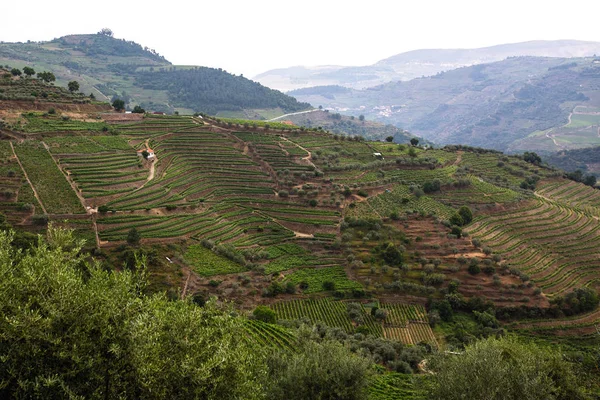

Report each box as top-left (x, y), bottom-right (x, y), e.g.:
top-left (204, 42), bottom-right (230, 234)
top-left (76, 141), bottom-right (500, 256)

top-left (467, 179), bottom-right (600, 335)
top-left (468, 180), bottom-right (600, 298)
top-left (2, 109), bottom-right (600, 345)
top-left (272, 298), bottom-right (437, 346)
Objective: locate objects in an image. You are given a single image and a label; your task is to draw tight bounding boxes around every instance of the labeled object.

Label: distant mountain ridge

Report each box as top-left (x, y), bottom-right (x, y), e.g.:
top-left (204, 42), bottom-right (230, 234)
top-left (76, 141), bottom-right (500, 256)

top-left (289, 56), bottom-right (600, 153)
top-left (254, 40), bottom-right (600, 91)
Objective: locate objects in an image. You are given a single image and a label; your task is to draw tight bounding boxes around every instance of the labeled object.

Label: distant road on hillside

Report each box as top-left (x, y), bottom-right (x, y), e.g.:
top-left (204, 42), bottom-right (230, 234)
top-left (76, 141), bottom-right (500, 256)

top-left (268, 109), bottom-right (318, 121)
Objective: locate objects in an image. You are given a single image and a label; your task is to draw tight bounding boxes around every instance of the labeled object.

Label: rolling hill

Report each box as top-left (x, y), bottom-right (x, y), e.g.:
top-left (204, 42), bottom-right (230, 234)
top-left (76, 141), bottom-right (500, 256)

top-left (255, 40), bottom-right (600, 91)
top-left (290, 56), bottom-right (600, 153)
top-left (0, 32), bottom-right (310, 116)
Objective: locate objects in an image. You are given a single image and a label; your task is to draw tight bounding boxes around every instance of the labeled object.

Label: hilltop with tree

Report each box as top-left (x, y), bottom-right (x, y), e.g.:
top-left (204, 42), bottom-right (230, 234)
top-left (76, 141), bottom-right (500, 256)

top-left (0, 30), bottom-right (310, 117)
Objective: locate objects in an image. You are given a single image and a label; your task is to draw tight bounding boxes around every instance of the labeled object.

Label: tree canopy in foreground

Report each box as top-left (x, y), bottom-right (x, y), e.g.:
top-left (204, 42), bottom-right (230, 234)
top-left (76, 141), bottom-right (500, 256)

top-left (428, 335), bottom-right (589, 400)
top-left (0, 226), bottom-right (264, 399)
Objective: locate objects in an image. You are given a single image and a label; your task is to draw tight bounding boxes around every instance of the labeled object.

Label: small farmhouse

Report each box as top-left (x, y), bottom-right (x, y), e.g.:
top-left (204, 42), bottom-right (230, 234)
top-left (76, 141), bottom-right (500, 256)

top-left (373, 152), bottom-right (384, 160)
top-left (137, 148), bottom-right (155, 160)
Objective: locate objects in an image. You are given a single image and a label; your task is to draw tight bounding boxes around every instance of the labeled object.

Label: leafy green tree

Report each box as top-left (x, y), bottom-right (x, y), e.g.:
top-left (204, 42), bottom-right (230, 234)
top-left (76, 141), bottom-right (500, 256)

top-left (37, 71), bottom-right (56, 83)
top-left (449, 213), bottom-right (464, 227)
top-left (358, 114), bottom-right (365, 121)
top-left (68, 80), bottom-right (80, 93)
top-left (468, 263), bottom-right (481, 275)
top-left (410, 138), bottom-right (419, 146)
top-left (523, 151), bottom-right (542, 165)
top-left (583, 174), bottom-right (597, 187)
top-left (0, 226), bottom-right (267, 399)
top-left (266, 338), bottom-right (372, 400)
top-left (112, 98), bottom-right (125, 111)
top-left (132, 105), bottom-right (145, 113)
top-left (22, 66), bottom-right (35, 77)
top-left (428, 336), bottom-right (587, 400)
top-left (423, 179), bottom-right (441, 193)
top-left (99, 28), bottom-right (114, 37)
top-left (458, 206), bottom-right (473, 225)
top-left (253, 305), bottom-right (277, 323)
top-left (10, 68), bottom-right (21, 77)
top-left (127, 227), bottom-right (140, 245)
top-left (385, 136), bottom-right (394, 142)
top-left (381, 242), bottom-right (403, 266)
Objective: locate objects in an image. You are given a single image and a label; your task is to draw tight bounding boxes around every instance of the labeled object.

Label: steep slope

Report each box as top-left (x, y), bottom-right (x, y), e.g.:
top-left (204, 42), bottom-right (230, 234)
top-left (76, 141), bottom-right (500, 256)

top-left (255, 40), bottom-right (600, 91)
top-left (290, 57), bottom-right (600, 153)
top-left (0, 32), bottom-right (309, 116)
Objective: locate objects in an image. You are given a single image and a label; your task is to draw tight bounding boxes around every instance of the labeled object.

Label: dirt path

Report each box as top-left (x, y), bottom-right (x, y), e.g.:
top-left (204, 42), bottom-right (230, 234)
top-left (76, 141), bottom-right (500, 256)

top-left (10, 142), bottom-right (47, 214)
top-left (544, 128), bottom-right (563, 149)
top-left (41, 141), bottom-right (88, 212)
top-left (280, 136), bottom-right (318, 169)
top-left (544, 112), bottom-right (573, 150)
top-left (293, 231), bottom-right (314, 239)
top-left (181, 270), bottom-right (192, 299)
top-left (135, 139), bottom-right (157, 191)
top-left (453, 151), bottom-right (463, 166)
top-left (92, 215), bottom-right (101, 248)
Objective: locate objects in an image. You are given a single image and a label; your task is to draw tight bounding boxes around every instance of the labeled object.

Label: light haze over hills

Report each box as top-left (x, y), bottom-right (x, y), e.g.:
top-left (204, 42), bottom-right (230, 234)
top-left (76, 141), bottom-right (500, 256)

top-left (254, 40), bottom-right (600, 91)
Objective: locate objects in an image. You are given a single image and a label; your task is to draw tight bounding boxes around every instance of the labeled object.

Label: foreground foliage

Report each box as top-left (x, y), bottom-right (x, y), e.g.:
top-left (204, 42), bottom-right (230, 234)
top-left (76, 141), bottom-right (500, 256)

top-left (0, 227), bottom-right (264, 399)
top-left (428, 336), bottom-right (590, 400)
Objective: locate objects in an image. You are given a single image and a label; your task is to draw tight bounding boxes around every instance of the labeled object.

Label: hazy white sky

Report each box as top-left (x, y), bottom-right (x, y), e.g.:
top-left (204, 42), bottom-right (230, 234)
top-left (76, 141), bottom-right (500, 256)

top-left (1, 0), bottom-right (599, 77)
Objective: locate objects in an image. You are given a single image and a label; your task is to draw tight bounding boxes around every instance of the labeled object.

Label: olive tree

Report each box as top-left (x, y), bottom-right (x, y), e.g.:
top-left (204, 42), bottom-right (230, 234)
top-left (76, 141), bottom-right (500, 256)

top-left (266, 338), bottom-right (372, 400)
top-left (428, 336), bottom-right (586, 400)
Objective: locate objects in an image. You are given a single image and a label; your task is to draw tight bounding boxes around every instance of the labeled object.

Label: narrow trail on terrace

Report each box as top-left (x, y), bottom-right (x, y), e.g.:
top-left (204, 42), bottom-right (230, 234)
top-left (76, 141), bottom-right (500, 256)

top-left (533, 191), bottom-right (554, 203)
top-left (10, 142), bottom-right (47, 214)
top-left (92, 216), bottom-right (101, 248)
top-left (280, 136), bottom-right (318, 170)
top-left (293, 231), bottom-right (314, 239)
top-left (181, 270), bottom-right (192, 300)
top-left (453, 151), bottom-right (463, 166)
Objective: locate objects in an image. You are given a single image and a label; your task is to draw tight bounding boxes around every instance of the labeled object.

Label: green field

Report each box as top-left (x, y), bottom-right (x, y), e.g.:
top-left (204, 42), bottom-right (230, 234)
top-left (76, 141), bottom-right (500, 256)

top-left (13, 141), bottom-right (83, 214)
top-left (184, 244), bottom-right (247, 276)
top-left (566, 113), bottom-right (600, 128)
